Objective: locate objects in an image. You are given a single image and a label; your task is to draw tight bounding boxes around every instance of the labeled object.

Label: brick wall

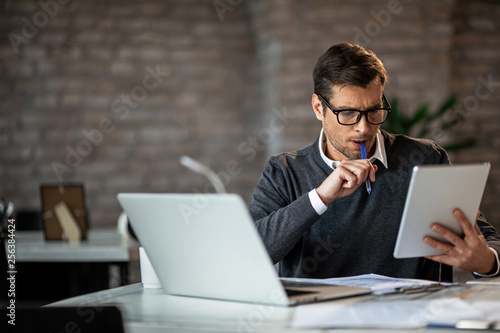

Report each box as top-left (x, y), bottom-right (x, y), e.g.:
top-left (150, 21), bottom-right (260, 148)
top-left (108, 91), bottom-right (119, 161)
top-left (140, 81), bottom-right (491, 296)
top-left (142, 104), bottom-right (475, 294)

top-left (1, 0), bottom-right (499, 229)
top-left (0, 0), bottom-right (262, 226)
top-left (450, 0), bottom-right (500, 224)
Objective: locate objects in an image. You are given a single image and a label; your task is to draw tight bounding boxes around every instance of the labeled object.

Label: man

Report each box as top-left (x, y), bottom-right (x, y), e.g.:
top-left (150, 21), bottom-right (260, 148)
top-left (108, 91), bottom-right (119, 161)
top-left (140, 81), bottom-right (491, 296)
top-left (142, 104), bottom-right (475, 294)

top-left (248, 43), bottom-right (500, 282)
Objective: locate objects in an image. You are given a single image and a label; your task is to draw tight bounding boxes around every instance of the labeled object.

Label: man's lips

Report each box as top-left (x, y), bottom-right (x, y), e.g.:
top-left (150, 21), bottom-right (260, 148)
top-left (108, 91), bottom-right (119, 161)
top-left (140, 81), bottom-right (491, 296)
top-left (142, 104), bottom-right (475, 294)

top-left (351, 139), bottom-right (369, 149)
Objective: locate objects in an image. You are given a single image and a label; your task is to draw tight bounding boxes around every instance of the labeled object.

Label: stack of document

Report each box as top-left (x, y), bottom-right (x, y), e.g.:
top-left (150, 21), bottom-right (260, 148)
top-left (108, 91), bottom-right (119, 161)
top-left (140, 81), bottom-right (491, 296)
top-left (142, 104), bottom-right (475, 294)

top-left (290, 274), bottom-right (500, 330)
top-left (282, 273), bottom-right (456, 295)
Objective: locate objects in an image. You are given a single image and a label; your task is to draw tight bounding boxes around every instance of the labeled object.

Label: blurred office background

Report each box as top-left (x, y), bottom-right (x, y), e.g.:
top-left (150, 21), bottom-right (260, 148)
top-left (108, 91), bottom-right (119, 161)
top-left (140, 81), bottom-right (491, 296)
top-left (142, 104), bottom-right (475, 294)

top-left (1, 0), bottom-right (499, 230)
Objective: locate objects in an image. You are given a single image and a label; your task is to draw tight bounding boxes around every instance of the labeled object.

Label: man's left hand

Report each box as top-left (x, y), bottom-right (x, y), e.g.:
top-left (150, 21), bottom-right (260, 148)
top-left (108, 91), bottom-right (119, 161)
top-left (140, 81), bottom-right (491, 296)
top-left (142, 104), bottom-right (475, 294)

top-left (424, 209), bottom-right (496, 274)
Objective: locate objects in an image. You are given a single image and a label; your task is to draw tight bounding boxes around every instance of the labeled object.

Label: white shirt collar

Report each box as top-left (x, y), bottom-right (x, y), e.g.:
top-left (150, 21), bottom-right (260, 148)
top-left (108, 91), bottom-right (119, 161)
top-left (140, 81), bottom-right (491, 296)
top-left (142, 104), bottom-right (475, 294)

top-left (318, 128), bottom-right (388, 169)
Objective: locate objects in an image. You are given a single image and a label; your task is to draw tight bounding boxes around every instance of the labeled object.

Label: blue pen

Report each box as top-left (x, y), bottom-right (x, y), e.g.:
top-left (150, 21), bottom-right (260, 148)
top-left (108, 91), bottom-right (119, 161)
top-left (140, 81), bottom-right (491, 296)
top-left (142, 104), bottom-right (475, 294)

top-left (360, 142), bottom-right (371, 195)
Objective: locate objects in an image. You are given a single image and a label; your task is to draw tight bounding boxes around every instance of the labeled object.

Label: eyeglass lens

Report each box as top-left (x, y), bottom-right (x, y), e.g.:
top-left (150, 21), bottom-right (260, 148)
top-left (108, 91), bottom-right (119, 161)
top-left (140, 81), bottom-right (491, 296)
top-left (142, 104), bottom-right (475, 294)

top-left (338, 109), bottom-right (388, 125)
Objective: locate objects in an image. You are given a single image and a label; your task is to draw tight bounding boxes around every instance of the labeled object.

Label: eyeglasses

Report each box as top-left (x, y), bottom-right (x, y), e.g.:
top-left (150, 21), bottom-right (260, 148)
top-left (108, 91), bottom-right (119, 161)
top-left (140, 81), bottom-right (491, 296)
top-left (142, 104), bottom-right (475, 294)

top-left (316, 93), bottom-right (392, 126)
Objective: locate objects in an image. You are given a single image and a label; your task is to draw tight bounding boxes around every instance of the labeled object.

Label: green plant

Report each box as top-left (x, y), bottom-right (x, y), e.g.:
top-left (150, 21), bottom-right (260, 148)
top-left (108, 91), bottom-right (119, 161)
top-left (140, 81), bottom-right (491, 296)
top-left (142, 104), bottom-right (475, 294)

top-left (382, 95), bottom-right (478, 152)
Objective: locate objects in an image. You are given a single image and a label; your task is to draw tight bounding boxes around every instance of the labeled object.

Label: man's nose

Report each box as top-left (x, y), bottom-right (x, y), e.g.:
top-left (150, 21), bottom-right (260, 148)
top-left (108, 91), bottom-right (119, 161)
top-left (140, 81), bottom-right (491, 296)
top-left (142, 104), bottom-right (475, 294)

top-left (354, 113), bottom-right (371, 133)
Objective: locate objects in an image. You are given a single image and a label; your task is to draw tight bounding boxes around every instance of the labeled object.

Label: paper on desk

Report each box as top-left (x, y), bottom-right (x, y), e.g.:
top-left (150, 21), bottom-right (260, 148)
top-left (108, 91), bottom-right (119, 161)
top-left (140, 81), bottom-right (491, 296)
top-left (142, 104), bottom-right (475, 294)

top-left (286, 273), bottom-right (452, 295)
top-left (469, 301), bottom-right (500, 321)
top-left (291, 297), bottom-right (484, 329)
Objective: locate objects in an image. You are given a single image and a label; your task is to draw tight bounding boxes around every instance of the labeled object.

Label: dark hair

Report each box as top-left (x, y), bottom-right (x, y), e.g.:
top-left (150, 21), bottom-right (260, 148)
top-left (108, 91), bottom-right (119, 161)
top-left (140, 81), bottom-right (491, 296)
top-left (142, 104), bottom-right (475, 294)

top-left (313, 43), bottom-right (387, 101)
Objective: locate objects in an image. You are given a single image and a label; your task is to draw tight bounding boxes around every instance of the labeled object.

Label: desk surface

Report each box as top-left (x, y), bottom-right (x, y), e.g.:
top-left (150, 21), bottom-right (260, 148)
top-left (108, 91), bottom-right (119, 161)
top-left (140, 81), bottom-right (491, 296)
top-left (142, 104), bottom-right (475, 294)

top-left (50, 277), bottom-right (500, 333)
top-left (16, 229), bottom-right (139, 262)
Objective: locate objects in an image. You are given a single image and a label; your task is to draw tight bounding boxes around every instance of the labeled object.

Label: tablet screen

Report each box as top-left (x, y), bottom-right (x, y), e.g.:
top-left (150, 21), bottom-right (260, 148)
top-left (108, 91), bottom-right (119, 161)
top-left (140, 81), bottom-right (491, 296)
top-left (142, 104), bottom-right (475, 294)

top-left (393, 163), bottom-right (490, 259)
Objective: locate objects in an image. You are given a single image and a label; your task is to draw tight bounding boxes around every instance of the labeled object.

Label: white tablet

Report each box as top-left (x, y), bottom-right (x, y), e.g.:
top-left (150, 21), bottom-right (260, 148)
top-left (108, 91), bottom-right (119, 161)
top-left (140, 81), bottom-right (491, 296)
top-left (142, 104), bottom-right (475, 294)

top-left (393, 163), bottom-right (490, 259)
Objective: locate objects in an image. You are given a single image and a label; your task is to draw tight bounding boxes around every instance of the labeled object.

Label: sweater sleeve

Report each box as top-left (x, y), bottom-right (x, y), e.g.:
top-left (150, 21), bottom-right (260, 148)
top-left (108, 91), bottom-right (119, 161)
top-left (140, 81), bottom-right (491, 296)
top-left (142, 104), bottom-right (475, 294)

top-left (248, 158), bottom-right (321, 264)
top-left (475, 213), bottom-right (500, 277)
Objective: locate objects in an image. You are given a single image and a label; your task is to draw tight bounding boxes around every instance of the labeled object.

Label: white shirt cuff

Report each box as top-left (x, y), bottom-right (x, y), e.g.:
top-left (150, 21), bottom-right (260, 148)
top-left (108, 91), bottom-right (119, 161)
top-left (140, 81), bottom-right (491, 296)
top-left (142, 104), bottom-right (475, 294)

top-left (474, 247), bottom-right (500, 277)
top-left (308, 189), bottom-right (328, 215)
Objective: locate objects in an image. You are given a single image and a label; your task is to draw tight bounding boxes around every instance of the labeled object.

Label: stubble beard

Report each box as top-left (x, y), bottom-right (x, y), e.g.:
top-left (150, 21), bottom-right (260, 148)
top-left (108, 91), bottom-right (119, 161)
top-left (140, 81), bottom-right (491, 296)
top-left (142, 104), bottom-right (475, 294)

top-left (325, 132), bottom-right (360, 161)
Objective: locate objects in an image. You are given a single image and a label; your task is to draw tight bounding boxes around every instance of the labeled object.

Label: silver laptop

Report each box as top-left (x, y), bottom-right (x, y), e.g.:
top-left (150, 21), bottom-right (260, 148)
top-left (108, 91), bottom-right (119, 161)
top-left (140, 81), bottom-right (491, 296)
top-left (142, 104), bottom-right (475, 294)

top-left (118, 193), bottom-right (369, 306)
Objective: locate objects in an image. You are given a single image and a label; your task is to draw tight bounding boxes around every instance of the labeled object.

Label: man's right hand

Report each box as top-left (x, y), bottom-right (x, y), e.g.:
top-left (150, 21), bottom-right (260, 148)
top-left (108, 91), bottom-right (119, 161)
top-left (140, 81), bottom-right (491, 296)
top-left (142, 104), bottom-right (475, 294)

top-left (316, 160), bottom-right (377, 205)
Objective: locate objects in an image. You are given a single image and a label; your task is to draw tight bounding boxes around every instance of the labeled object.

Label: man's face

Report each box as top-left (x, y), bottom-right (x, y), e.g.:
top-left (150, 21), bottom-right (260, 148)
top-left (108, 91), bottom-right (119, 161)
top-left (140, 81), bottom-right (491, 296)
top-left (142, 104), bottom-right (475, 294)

top-left (312, 79), bottom-right (383, 161)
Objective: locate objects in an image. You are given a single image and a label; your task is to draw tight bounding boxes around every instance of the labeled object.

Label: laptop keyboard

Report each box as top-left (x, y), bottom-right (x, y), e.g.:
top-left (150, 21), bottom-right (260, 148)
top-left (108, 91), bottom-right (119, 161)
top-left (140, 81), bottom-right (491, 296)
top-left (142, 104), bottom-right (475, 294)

top-left (281, 280), bottom-right (324, 296)
top-left (281, 280), bottom-right (331, 288)
top-left (284, 288), bottom-right (315, 296)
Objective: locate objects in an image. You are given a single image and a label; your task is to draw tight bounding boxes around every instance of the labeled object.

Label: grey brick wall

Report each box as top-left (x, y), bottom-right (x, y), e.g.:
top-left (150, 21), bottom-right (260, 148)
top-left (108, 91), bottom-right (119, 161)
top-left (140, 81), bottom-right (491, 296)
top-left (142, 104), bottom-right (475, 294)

top-left (1, 0), bottom-right (262, 226)
top-left (1, 0), bottom-right (499, 230)
top-left (450, 0), bottom-right (500, 225)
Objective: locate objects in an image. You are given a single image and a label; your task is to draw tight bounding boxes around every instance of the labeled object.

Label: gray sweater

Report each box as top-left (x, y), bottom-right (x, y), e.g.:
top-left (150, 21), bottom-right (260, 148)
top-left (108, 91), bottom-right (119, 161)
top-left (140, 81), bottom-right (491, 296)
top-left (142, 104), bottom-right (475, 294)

top-left (249, 130), bottom-right (500, 282)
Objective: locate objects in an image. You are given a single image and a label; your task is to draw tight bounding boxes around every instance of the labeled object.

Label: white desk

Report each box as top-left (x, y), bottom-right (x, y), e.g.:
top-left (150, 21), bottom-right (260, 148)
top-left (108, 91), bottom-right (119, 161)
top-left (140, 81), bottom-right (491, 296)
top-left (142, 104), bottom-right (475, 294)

top-left (50, 277), bottom-right (500, 332)
top-left (15, 228), bottom-right (139, 262)
top-left (12, 229), bottom-right (139, 303)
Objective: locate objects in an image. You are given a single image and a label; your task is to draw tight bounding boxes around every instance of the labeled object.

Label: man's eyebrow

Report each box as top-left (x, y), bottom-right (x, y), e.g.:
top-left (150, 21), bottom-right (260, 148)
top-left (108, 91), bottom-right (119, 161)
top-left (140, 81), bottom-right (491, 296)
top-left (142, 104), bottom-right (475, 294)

top-left (334, 102), bottom-right (383, 110)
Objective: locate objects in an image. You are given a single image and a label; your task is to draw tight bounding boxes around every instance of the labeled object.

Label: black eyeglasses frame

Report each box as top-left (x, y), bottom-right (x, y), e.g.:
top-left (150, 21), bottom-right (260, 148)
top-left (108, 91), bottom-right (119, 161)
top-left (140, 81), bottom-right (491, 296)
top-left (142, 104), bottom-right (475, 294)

top-left (316, 93), bottom-right (392, 126)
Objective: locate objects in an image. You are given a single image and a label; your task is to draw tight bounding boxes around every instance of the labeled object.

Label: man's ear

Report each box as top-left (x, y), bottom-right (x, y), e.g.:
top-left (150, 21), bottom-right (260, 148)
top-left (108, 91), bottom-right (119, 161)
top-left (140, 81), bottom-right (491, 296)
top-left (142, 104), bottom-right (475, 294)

top-left (311, 94), bottom-right (324, 121)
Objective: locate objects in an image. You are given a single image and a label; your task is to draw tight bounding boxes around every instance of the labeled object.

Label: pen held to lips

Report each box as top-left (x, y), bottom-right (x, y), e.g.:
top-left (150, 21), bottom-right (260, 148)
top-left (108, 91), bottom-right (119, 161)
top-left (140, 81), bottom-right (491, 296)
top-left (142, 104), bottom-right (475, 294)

top-left (360, 142), bottom-right (371, 195)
